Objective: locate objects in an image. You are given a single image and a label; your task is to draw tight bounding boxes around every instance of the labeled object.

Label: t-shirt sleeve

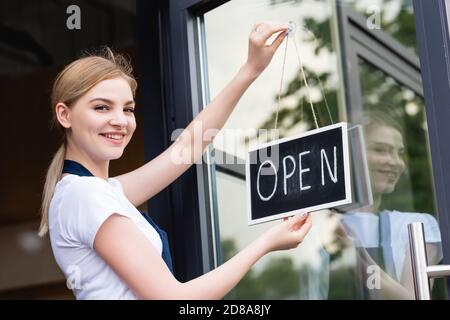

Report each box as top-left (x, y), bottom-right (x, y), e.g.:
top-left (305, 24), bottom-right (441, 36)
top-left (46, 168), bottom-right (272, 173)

top-left (404, 213), bottom-right (443, 264)
top-left (421, 213), bottom-right (444, 263)
top-left (59, 177), bottom-right (132, 249)
top-left (420, 213), bottom-right (442, 244)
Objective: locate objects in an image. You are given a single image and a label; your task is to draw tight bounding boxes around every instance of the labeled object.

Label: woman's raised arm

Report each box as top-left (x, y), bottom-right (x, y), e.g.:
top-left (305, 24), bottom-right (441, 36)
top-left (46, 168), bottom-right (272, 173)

top-left (114, 22), bottom-right (289, 207)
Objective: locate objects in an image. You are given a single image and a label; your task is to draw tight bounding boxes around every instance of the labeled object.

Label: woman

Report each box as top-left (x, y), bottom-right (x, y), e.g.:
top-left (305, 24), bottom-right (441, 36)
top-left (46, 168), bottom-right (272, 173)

top-left (39, 22), bottom-right (312, 300)
top-left (340, 110), bottom-right (442, 299)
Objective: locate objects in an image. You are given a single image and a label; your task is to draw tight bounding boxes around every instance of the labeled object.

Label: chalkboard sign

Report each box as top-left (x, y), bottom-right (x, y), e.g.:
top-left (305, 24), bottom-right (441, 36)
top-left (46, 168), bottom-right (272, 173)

top-left (246, 122), bottom-right (352, 225)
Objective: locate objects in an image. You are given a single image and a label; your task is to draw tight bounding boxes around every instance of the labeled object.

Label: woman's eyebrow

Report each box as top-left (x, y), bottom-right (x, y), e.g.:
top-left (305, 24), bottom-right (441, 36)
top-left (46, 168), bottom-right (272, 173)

top-left (89, 97), bottom-right (135, 105)
top-left (369, 141), bottom-right (391, 146)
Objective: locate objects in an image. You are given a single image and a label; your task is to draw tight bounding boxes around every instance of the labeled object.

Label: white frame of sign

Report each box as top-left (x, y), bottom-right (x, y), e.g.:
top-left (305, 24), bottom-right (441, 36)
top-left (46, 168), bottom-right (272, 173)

top-left (246, 122), bottom-right (352, 225)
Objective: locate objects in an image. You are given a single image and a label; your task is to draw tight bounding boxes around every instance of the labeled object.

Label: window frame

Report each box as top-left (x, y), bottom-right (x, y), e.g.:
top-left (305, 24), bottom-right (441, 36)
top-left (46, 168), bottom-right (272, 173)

top-left (412, 0), bottom-right (450, 293)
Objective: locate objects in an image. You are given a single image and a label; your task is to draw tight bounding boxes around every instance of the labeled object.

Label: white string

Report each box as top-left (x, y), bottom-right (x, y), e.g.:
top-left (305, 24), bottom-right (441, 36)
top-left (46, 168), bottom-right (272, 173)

top-left (301, 26), bottom-right (334, 124)
top-left (274, 34), bottom-right (289, 137)
top-left (292, 37), bottom-right (319, 129)
top-left (274, 23), bottom-right (335, 135)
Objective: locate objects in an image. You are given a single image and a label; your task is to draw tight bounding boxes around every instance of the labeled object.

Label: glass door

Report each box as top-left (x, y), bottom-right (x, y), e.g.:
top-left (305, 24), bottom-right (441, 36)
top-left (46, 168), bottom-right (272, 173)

top-left (337, 0), bottom-right (447, 299)
top-left (196, 0), bottom-right (448, 299)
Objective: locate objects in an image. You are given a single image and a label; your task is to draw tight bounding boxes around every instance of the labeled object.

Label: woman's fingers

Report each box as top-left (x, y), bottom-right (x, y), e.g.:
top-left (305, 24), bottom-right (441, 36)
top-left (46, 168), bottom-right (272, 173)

top-left (260, 23), bottom-right (289, 43)
top-left (270, 29), bottom-right (288, 50)
top-left (288, 212), bottom-right (309, 226)
top-left (251, 22), bottom-right (288, 45)
top-left (294, 214), bottom-right (312, 241)
top-left (252, 21), bottom-right (264, 32)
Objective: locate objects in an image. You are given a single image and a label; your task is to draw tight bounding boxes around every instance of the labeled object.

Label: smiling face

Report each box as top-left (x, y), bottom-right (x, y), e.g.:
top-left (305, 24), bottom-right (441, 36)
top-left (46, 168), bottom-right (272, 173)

top-left (365, 124), bottom-right (406, 195)
top-left (63, 77), bottom-right (136, 162)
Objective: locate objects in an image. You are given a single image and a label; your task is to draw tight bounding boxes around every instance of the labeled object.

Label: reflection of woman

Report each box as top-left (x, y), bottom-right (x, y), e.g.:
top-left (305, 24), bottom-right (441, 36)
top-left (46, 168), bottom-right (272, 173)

top-left (39, 22), bottom-right (312, 299)
top-left (341, 111), bottom-right (442, 299)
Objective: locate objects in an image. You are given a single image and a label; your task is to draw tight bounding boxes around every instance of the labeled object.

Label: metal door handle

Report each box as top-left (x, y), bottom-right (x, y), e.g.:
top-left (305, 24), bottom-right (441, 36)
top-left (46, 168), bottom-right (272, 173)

top-left (408, 222), bottom-right (450, 300)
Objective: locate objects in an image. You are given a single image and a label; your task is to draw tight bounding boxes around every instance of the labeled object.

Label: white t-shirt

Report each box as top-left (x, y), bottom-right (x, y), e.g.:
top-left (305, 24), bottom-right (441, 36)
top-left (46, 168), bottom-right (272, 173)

top-left (48, 174), bottom-right (163, 300)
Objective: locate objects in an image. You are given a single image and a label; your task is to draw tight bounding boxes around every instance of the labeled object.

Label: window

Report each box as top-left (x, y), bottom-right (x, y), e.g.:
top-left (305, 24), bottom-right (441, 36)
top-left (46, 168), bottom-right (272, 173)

top-left (201, 0), bottom-right (348, 299)
top-left (198, 0), bottom-right (447, 299)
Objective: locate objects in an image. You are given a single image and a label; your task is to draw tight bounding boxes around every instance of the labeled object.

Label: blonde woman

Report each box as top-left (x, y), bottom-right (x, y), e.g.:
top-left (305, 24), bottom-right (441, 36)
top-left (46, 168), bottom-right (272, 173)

top-left (39, 22), bottom-right (312, 300)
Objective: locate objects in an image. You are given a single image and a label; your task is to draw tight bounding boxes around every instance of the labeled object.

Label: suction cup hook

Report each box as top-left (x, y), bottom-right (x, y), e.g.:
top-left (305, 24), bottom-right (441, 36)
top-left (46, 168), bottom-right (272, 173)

top-left (287, 21), bottom-right (297, 36)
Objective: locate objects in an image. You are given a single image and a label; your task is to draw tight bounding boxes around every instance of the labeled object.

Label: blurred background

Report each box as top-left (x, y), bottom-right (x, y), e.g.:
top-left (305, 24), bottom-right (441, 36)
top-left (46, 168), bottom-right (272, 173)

top-left (0, 0), bottom-right (143, 299)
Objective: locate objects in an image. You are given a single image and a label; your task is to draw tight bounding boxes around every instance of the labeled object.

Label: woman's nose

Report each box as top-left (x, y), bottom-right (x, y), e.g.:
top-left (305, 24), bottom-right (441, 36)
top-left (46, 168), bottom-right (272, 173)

top-left (109, 110), bottom-right (127, 127)
top-left (387, 152), bottom-right (405, 169)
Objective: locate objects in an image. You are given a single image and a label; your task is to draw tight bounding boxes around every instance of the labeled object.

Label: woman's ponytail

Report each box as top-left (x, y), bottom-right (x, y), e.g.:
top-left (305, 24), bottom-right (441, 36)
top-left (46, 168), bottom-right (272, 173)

top-left (38, 144), bottom-right (65, 237)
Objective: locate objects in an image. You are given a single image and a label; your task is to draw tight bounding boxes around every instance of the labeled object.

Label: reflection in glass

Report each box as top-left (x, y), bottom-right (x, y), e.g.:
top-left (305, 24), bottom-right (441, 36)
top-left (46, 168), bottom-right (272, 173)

top-left (203, 0), bottom-right (345, 300)
top-left (332, 60), bottom-right (445, 299)
top-left (201, 0), bottom-right (446, 300)
top-left (343, 0), bottom-right (417, 54)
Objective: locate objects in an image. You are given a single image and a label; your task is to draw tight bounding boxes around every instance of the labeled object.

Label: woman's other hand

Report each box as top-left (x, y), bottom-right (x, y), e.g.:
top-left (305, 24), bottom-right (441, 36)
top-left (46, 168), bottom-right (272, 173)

top-left (260, 212), bottom-right (312, 253)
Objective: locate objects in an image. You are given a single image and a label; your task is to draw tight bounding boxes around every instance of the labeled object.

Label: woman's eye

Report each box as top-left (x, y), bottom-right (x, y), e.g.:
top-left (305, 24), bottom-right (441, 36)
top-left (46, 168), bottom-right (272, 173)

top-left (94, 105), bottom-right (109, 111)
top-left (124, 108), bottom-right (135, 113)
top-left (371, 146), bottom-right (388, 153)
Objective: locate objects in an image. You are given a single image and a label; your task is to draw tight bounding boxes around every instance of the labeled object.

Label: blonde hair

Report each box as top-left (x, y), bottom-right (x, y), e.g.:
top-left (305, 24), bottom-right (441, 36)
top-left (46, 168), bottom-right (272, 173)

top-left (38, 47), bottom-right (137, 237)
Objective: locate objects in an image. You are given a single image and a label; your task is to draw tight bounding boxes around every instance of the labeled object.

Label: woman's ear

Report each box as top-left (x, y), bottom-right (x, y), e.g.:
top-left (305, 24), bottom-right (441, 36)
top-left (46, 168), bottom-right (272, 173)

top-left (55, 103), bottom-right (72, 129)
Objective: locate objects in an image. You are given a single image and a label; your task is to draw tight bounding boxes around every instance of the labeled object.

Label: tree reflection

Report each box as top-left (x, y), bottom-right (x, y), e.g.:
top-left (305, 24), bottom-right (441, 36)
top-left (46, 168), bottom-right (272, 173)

top-left (222, 239), bottom-right (303, 299)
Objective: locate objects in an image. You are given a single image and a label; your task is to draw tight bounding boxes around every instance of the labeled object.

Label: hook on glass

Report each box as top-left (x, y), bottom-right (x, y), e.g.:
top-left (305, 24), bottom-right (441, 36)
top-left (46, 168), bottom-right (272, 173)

top-left (287, 21), bottom-right (297, 36)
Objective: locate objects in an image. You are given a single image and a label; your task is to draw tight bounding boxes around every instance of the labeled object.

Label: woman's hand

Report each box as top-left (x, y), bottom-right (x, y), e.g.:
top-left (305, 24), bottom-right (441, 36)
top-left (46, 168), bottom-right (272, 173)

top-left (259, 212), bottom-right (312, 253)
top-left (244, 21), bottom-right (289, 78)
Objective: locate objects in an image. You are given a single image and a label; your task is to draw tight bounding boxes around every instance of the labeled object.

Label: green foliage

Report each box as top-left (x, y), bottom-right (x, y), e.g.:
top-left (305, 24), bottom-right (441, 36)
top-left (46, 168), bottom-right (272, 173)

top-left (222, 239), bottom-right (300, 299)
top-left (221, 238), bottom-right (360, 299)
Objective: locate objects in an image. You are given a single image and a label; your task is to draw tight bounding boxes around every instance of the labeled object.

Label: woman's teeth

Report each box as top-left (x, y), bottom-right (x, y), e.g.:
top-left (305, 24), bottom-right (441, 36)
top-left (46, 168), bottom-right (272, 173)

top-left (101, 134), bottom-right (123, 140)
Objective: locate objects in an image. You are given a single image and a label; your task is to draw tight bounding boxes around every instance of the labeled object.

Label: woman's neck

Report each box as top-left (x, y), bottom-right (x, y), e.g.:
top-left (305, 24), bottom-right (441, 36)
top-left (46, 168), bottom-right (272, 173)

top-left (357, 193), bottom-right (382, 214)
top-left (65, 144), bottom-right (109, 180)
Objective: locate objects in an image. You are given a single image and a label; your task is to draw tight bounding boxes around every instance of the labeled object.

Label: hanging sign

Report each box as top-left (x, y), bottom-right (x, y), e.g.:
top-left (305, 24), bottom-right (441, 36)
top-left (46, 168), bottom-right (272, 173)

top-left (246, 122), bottom-right (352, 225)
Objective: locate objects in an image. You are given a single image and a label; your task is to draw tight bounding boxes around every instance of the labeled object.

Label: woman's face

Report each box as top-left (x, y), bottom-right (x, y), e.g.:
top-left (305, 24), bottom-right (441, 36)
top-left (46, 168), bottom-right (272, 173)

top-left (65, 77), bottom-right (136, 161)
top-left (365, 124), bottom-right (406, 195)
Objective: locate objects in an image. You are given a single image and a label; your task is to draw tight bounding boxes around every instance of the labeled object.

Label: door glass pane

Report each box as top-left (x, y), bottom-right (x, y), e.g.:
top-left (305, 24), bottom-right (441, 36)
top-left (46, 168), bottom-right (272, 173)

top-left (350, 58), bottom-right (446, 299)
top-left (200, 0), bottom-right (446, 299)
top-left (203, 0), bottom-right (346, 300)
top-left (204, 0), bottom-right (341, 160)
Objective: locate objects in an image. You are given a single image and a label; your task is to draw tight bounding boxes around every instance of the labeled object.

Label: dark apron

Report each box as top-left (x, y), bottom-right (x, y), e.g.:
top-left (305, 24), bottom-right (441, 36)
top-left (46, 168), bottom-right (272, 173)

top-left (62, 159), bottom-right (173, 273)
top-left (341, 211), bottom-right (395, 299)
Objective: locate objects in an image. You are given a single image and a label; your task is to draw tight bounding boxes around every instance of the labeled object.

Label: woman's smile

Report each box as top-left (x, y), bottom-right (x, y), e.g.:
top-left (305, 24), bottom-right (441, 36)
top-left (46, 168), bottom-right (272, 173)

top-left (375, 168), bottom-right (400, 181)
top-left (99, 131), bottom-right (127, 145)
